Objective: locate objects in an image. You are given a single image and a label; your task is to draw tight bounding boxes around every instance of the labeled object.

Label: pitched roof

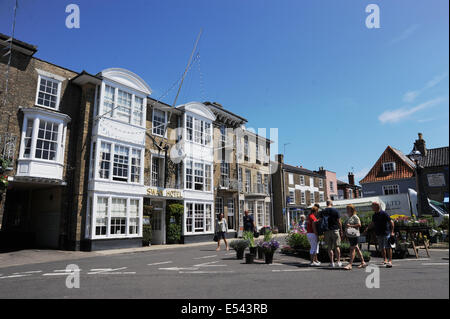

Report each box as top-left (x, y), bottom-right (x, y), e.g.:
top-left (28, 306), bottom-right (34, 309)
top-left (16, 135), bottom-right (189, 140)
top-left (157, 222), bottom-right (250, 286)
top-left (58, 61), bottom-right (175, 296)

top-left (417, 147), bottom-right (449, 167)
top-left (281, 163), bottom-right (323, 178)
top-left (359, 146), bottom-right (415, 184)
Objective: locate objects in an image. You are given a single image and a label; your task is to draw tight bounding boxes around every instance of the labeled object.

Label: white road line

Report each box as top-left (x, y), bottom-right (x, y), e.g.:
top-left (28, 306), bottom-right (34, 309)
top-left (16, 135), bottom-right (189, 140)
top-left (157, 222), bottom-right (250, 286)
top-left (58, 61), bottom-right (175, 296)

top-left (147, 261), bottom-right (173, 266)
top-left (178, 270), bottom-right (234, 274)
top-left (88, 267), bottom-right (127, 275)
top-left (0, 274), bottom-right (32, 279)
top-left (159, 267), bottom-right (200, 271)
top-left (272, 269), bottom-right (314, 272)
top-left (12, 271), bottom-right (41, 275)
top-left (193, 255), bottom-right (217, 260)
top-left (422, 263), bottom-right (449, 266)
top-left (193, 261), bottom-right (226, 267)
top-left (43, 273), bottom-right (71, 276)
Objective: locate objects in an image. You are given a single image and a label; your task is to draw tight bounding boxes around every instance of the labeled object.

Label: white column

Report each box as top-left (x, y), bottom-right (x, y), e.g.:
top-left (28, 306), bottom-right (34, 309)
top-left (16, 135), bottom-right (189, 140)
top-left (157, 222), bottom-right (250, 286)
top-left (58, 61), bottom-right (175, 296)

top-left (57, 122), bottom-right (64, 163)
top-left (30, 117), bottom-right (40, 158)
top-left (18, 115), bottom-right (28, 159)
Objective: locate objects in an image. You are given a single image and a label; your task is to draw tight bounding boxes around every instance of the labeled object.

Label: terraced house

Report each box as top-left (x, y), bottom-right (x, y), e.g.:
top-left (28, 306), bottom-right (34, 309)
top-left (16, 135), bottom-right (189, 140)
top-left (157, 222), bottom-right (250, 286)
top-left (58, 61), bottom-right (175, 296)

top-left (205, 102), bottom-right (247, 237)
top-left (271, 154), bottom-right (327, 232)
top-left (236, 128), bottom-right (272, 234)
top-left (0, 34), bottom-right (279, 251)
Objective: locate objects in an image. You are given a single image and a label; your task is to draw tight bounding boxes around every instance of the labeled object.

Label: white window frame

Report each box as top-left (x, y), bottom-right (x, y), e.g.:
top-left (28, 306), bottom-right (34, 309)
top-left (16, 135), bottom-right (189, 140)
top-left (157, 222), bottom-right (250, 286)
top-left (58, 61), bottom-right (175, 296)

top-left (99, 81), bottom-right (147, 128)
top-left (319, 178), bottom-right (323, 188)
top-left (288, 188), bottom-right (295, 205)
top-left (19, 112), bottom-right (68, 165)
top-left (300, 175), bottom-right (305, 185)
top-left (185, 201), bottom-right (214, 235)
top-left (35, 73), bottom-right (63, 110)
top-left (288, 173), bottom-right (294, 185)
top-left (301, 191), bottom-right (306, 204)
top-left (89, 194), bottom-right (142, 239)
top-left (382, 162), bottom-right (396, 172)
top-left (382, 184), bottom-right (399, 195)
top-left (152, 108), bottom-right (167, 137)
top-left (227, 199), bottom-right (235, 230)
top-left (94, 139), bottom-right (144, 185)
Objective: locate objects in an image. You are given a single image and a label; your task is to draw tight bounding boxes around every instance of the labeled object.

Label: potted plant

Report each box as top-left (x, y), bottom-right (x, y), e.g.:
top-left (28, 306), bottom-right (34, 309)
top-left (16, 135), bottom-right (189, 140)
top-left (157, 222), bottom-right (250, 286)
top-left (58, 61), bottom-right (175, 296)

top-left (245, 252), bottom-right (255, 264)
top-left (257, 230), bottom-right (273, 259)
top-left (230, 239), bottom-right (249, 259)
top-left (243, 231), bottom-right (256, 256)
top-left (258, 239), bottom-right (280, 264)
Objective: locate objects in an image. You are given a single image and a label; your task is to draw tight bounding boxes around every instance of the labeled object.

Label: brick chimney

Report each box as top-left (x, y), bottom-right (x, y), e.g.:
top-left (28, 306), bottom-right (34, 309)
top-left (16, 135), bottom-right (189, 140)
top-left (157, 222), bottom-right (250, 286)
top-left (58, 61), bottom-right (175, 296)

top-left (414, 133), bottom-right (427, 156)
top-left (276, 154), bottom-right (284, 164)
top-left (348, 172), bottom-right (355, 185)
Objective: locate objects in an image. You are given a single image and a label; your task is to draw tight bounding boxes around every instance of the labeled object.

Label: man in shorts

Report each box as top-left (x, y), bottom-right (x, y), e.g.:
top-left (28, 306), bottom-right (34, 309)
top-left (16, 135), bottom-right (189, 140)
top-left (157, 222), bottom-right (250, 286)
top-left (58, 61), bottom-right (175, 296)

top-left (364, 202), bottom-right (395, 268)
top-left (319, 200), bottom-right (343, 268)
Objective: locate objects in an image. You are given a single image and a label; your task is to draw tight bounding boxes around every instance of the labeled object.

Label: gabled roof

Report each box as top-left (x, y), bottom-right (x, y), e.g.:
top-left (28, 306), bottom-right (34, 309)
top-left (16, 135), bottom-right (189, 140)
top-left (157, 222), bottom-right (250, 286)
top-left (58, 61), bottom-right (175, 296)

top-left (417, 147), bottom-right (449, 167)
top-left (281, 163), bottom-right (323, 178)
top-left (359, 146), bottom-right (415, 184)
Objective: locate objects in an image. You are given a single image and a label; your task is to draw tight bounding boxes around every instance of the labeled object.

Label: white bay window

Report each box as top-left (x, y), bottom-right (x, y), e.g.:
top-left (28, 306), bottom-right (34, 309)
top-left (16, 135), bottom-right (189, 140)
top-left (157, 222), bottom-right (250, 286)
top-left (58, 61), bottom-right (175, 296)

top-left (101, 83), bottom-right (146, 127)
top-left (17, 107), bottom-right (70, 180)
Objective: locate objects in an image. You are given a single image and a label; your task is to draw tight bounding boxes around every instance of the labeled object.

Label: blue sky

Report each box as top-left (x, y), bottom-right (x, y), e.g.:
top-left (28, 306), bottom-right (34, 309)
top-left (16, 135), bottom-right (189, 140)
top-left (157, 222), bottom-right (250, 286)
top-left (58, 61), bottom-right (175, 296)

top-left (1, 0), bottom-right (448, 183)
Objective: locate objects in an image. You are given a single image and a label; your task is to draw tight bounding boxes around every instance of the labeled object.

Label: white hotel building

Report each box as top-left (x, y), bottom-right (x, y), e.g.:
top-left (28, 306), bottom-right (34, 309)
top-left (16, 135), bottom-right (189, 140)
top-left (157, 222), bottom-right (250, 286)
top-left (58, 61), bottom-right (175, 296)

top-left (84, 68), bottom-right (151, 250)
top-left (175, 102), bottom-right (216, 243)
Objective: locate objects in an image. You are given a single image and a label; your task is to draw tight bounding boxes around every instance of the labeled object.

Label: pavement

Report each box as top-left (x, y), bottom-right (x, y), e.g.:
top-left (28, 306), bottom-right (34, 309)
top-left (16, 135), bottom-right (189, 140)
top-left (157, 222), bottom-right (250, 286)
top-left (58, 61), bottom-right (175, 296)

top-left (0, 236), bottom-right (448, 299)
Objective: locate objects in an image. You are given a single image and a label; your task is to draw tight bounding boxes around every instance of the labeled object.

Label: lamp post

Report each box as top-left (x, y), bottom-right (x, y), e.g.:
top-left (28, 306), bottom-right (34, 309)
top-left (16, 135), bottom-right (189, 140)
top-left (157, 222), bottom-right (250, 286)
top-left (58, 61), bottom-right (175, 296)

top-left (409, 147), bottom-right (424, 216)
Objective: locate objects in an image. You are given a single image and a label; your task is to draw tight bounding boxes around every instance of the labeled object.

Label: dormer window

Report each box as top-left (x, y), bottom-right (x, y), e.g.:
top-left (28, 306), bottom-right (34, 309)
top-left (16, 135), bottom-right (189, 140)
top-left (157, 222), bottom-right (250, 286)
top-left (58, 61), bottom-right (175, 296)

top-left (382, 162), bottom-right (396, 172)
top-left (35, 70), bottom-right (65, 110)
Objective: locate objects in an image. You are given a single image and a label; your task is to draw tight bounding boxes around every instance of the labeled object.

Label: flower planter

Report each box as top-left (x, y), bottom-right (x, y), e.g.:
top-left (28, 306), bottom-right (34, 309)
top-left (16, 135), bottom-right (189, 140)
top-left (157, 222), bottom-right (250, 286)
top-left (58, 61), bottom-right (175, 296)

top-left (264, 251), bottom-right (274, 264)
top-left (249, 247), bottom-right (257, 256)
top-left (245, 253), bottom-right (255, 264)
top-left (236, 249), bottom-right (245, 260)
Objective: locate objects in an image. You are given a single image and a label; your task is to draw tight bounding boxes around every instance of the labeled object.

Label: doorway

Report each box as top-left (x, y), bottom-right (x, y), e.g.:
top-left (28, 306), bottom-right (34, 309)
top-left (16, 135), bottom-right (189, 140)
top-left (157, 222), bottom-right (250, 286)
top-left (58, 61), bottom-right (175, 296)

top-left (151, 200), bottom-right (166, 245)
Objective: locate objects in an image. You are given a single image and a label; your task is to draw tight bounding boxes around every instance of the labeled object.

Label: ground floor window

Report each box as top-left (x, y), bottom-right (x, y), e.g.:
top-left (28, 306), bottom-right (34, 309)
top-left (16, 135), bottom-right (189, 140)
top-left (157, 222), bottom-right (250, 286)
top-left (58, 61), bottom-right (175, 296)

top-left (256, 201), bottom-right (264, 227)
top-left (90, 195), bottom-right (142, 239)
top-left (265, 202), bottom-right (271, 227)
top-left (227, 199), bottom-right (235, 230)
top-left (185, 201), bottom-right (213, 234)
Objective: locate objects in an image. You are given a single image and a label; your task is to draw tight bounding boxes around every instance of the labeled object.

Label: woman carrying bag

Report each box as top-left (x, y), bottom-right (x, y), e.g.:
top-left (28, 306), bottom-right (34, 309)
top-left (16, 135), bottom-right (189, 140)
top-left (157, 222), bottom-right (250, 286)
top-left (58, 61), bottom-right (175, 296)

top-left (215, 213), bottom-right (229, 251)
top-left (343, 204), bottom-right (367, 270)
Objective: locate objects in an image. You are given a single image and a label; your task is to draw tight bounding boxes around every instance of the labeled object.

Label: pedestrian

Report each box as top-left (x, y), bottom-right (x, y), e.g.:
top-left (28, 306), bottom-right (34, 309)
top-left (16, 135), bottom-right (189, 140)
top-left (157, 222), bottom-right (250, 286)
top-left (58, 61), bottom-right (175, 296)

top-left (299, 214), bottom-right (307, 232)
top-left (307, 206), bottom-right (321, 266)
top-left (243, 210), bottom-right (256, 232)
top-left (215, 213), bottom-right (229, 251)
top-left (343, 204), bottom-right (367, 270)
top-left (318, 200), bottom-right (343, 268)
top-left (363, 202), bottom-right (395, 268)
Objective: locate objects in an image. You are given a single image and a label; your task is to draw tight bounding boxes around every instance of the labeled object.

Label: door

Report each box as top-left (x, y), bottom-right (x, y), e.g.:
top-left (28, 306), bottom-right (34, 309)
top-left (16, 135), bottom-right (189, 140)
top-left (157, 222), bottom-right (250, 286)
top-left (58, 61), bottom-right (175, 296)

top-left (151, 201), bottom-right (166, 244)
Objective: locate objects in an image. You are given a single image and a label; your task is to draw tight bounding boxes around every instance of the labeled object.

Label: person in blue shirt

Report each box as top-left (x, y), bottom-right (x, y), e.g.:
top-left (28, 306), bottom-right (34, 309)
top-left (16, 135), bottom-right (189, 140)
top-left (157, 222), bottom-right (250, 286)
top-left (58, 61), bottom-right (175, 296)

top-left (243, 210), bottom-right (256, 232)
top-left (364, 202), bottom-right (395, 268)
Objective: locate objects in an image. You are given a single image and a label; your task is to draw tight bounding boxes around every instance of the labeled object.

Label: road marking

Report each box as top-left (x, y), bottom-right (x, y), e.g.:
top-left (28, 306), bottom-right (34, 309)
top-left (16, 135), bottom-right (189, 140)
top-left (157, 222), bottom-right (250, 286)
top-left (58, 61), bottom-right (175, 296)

top-left (178, 270), bottom-right (234, 274)
top-left (159, 267), bottom-right (200, 271)
top-left (147, 261), bottom-right (173, 266)
top-left (0, 274), bottom-right (32, 279)
top-left (400, 258), bottom-right (430, 261)
top-left (421, 263), bottom-right (449, 266)
top-left (88, 267), bottom-right (128, 275)
top-left (193, 255), bottom-right (217, 260)
top-left (193, 261), bottom-right (226, 267)
top-left (43, 269), bottom-right (81, 276)
top-left (272, 269), bottom-right (314, 272)
top-left (12, 271), bottom-right (42, 275)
